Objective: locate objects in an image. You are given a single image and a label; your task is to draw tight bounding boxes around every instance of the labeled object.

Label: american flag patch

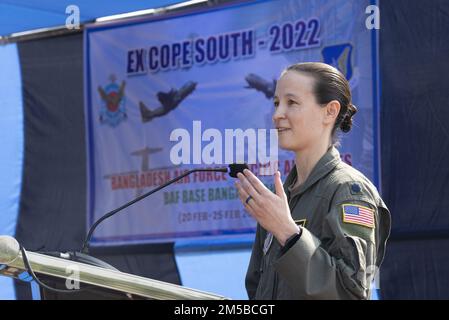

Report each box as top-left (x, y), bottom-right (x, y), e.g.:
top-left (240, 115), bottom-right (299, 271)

top-left (342, 204), bottom-right (375, 228)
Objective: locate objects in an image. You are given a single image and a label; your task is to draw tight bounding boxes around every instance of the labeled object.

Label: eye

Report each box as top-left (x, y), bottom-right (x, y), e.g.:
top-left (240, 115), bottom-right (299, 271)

top-left (273, 100), bottom-right (279, 108)
top-left (287, 99), bottom-right (297, 106)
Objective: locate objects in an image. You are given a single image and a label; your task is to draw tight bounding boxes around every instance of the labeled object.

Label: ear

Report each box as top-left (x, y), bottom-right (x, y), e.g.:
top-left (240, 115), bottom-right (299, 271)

top-left (323, 100), bottom-right (341, 125)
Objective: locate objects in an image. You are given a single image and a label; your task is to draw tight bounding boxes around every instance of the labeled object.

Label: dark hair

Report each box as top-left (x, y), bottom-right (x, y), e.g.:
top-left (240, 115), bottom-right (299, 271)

top-left (283, 62), bottom-right (357, 143)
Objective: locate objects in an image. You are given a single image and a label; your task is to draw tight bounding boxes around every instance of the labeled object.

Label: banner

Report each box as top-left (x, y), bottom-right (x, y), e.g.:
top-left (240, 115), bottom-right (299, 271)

top-left (84, 0), bottom-right (379, 245)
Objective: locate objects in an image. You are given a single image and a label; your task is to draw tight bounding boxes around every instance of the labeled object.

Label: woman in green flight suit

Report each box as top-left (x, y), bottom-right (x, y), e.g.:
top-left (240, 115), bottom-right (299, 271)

top-left (235, 62), bottom-right (391, 300)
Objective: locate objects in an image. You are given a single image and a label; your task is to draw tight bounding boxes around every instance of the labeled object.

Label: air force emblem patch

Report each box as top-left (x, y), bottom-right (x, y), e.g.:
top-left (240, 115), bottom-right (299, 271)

top-left (322, 43), bottom-right (354, 81)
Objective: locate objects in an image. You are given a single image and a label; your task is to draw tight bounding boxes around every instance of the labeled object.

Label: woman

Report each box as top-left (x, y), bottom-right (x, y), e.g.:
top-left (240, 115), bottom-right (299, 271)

top-left (235, 62), bottom-right (391, 300)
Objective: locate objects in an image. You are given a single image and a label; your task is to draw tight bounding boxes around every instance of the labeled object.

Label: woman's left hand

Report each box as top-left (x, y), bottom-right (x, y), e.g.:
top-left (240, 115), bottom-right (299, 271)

top-left (235, 169), bottom-right (299, 246)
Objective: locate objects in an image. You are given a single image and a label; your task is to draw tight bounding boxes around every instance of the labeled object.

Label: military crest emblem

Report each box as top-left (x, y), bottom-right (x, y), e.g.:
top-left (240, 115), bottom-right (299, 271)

top-left (98, 75), bottom-right (127, 127)
top-left (322, 43), bottom-right (354, 81)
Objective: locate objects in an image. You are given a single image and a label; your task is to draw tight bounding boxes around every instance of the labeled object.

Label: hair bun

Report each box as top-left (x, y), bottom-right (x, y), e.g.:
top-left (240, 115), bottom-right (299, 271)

top-left (340, 104), bottom-right (357, 133)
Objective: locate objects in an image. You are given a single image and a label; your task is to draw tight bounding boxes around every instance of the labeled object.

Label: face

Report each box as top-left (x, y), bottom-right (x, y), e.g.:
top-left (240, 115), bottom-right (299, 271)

top-left (273, 71), bottom-right (329, 152)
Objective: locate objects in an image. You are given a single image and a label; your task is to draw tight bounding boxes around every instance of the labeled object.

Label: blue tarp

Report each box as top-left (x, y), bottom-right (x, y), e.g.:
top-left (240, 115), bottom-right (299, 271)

top-left (0, 0), bottom-right (184, 37)
top-left (0, 43), bottom-right (23, 299)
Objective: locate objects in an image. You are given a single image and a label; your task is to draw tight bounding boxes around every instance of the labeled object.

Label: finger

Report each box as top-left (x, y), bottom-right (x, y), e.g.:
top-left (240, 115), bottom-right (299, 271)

top-left (236, 183), bottom-right (258, 215)
top-left (242, 201), bottom-right (257, 218)
top-left (237, 172), bottom-right (262, 203)
top-left (235, 180), bottom-right (251, 204)
top-left (274, 171), bottom-right (287, 199)
top-left (235, 181), bottom-right (260, 211)
top-left (243, 169), bottom-right (269, 195)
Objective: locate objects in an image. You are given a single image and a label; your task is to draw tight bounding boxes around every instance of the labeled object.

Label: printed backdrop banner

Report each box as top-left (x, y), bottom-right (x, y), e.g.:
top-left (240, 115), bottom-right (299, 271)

top-left (85, 0), bottom-right (379, 245)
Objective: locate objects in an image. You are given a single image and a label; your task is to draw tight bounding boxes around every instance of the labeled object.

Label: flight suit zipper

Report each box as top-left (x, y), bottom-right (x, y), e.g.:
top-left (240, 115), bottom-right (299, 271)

top-left (289, 194), bottom-right (301, 211)
top-left (272, 271), bottom-right (278, 299)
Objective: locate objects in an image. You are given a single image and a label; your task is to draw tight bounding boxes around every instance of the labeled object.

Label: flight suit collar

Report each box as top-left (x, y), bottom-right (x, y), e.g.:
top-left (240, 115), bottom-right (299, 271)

top-left (286, 146), bottom-right (341, 199)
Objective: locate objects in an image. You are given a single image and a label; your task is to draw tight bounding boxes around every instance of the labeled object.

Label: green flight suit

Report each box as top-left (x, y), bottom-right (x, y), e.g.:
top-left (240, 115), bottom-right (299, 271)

top-left (245, 146), bottom-right (391, 300)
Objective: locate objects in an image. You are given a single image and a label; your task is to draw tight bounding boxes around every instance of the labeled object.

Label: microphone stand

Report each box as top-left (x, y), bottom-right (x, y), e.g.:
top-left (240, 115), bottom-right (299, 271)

top-left (81, 167), bottom-right (228, 253)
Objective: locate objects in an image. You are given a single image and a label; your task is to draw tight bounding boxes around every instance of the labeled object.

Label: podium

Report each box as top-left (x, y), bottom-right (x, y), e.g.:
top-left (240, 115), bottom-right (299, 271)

top-left (0, 236), bottom-right (228, 300)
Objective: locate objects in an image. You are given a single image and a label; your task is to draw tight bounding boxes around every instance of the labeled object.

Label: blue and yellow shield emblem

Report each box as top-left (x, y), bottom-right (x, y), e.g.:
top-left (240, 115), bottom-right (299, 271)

top-left (322, 43), bottom-right (354, 81)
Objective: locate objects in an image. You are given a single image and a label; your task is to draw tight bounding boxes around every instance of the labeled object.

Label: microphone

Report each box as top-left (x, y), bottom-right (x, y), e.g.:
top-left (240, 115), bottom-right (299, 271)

top-left (227, 163), bottom-right (249, 178)
top-left (81, 163), bottom-right (248, 253)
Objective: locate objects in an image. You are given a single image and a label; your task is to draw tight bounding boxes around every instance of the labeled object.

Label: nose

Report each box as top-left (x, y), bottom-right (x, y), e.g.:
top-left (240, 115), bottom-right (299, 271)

top-left (272, 104), bottom-right (286, 123)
